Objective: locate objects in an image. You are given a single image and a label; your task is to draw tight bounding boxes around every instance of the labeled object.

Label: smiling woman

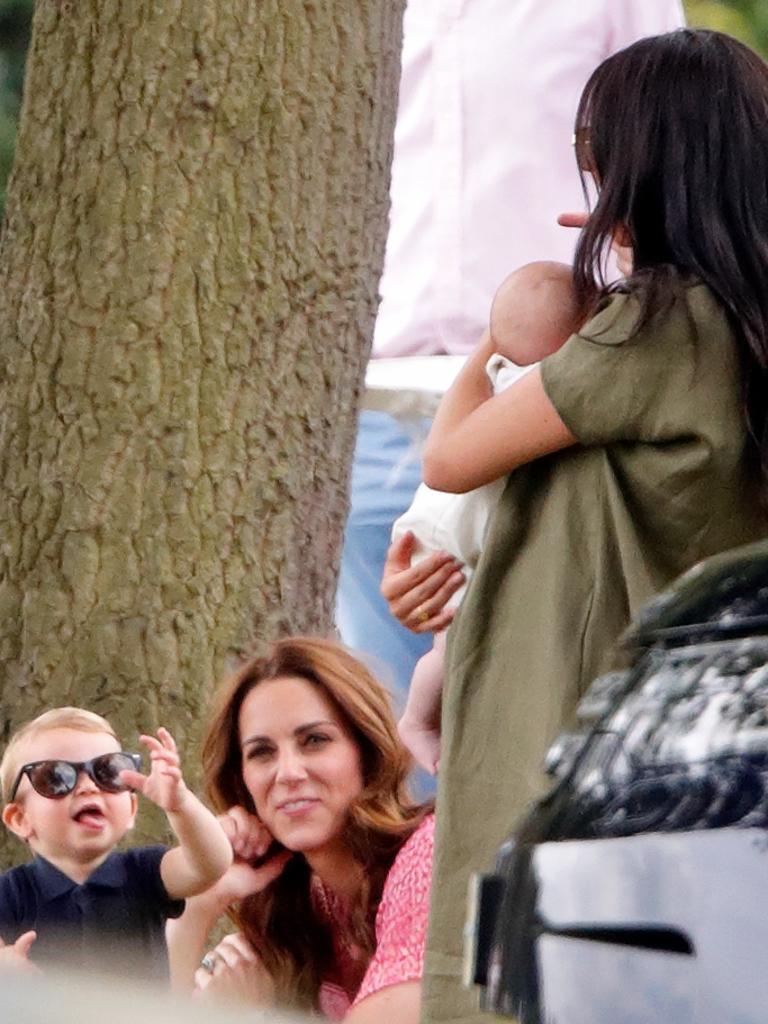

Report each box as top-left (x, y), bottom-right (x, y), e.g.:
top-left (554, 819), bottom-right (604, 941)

top-left (166, 638), bottom-right (433, 1022)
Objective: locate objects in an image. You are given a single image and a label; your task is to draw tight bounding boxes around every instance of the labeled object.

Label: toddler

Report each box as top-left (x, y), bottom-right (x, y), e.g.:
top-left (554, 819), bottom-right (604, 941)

top-left (394, 261), bottom-right (583, 772)
top-left (0, 706), bottom-right (233, 983)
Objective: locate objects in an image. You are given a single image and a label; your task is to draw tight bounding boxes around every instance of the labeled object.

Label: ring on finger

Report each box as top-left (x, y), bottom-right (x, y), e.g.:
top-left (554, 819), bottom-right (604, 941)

top-left (200, 952), bottom-right (218, 974)
top-left (417, 606), bottom-right (430, 623)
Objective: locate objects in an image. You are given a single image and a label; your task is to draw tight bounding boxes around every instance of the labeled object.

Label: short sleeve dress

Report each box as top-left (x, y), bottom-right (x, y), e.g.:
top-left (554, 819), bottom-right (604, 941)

top-left (422, 283), bottom-right (768, 1024)
top-left (316, 813), bottom-right (434, 1020)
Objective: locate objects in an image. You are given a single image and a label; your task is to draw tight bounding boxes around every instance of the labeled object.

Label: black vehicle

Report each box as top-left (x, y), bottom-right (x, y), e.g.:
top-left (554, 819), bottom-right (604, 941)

top-left (467, 541), bottom-right (768, 1024)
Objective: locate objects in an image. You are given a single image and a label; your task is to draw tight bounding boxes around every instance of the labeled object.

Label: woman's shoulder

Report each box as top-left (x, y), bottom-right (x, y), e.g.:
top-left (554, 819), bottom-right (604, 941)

top-left (352, 814), bottom-right (435, 1007)
top-left (381, 813), bottom-right (435, 900)
top-left (578, 277), bottom-right (728, 350)
top-left (391, 813), bottom-right (435, 868)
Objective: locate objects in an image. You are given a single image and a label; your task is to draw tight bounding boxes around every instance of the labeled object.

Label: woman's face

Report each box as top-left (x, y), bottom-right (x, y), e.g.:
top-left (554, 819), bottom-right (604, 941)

top-left (238, 675), bottom-right (365, 854)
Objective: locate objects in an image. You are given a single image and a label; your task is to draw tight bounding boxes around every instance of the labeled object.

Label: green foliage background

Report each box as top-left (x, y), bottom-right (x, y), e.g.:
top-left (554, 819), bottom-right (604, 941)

top-left (0, 1), bottom-right (766, 216)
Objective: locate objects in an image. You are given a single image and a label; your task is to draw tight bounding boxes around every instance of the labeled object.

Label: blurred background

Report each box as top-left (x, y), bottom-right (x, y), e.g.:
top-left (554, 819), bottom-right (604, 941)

top-left (0, 0), bottom-right (767, 215)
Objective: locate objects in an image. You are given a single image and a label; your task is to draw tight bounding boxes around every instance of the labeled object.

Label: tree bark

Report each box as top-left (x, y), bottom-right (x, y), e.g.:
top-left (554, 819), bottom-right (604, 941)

top-left (0, 0), bottom-right (404, 854)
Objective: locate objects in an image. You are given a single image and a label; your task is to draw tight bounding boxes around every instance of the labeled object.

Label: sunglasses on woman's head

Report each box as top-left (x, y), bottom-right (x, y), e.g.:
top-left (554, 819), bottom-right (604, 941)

top-left (9, 751), bottom-right (141, 801)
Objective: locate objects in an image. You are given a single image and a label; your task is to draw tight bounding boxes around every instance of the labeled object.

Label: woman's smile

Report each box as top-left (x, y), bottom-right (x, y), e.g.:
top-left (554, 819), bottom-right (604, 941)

top-left (276, 796), bottom-right (321, 817)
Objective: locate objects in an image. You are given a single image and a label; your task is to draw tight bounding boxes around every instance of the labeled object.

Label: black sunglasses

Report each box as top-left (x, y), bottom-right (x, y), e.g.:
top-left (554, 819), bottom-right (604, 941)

top-left (9, 752), bottom-right (141, 801)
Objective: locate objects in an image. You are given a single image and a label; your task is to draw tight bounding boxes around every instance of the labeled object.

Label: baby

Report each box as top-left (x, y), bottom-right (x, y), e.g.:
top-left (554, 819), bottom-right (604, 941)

top-left (394, 261), bottom-right (583, 772)
top-left (0, 706), bottom-right (233, 983)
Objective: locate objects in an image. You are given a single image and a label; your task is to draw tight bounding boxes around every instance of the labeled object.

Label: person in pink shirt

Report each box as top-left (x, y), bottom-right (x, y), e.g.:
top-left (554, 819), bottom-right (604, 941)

top-left (336, 0), bottom-right (686, 727)
top-left (167, 637), bottom-right (434, 1022)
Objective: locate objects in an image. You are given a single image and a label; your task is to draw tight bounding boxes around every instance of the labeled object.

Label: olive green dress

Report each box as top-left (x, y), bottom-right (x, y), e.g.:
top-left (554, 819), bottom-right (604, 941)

top-left (421, 284), bottom-right (768, 1024)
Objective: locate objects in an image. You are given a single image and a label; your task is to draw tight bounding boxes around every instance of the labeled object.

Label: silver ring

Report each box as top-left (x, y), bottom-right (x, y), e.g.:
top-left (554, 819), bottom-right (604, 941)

top-left (200, 952), bottom-right (217, 974)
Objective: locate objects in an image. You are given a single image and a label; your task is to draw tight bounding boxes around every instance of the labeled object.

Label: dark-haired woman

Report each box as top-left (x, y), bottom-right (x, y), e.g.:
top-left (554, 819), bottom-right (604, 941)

top-left (382, 29), bottom-right (768, 1024)
top-left (167, 637), bottom-right (432, 1022)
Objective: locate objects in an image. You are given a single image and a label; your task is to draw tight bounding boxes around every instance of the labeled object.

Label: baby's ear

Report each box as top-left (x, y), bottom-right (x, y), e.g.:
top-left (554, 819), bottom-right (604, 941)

top-left (2, 802), bottom-right (33, 842)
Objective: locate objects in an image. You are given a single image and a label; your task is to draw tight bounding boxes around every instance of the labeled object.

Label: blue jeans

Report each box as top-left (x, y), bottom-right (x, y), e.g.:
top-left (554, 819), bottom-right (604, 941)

top-left (337, 411), bottom-right (434, 691)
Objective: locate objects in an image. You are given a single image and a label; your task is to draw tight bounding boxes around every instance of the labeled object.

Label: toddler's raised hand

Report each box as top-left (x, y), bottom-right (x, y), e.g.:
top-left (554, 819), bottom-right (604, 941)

top-left (121, 727), bottom-right (188, 813)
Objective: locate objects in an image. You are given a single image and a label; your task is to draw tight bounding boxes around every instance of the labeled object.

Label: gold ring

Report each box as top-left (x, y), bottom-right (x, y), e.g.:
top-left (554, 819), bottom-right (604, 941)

top-left (418, 607), bottom-right (429, 623)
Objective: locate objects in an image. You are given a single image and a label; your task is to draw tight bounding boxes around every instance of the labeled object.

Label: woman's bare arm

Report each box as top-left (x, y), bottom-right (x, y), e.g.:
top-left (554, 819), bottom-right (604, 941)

top-left (423, 332), bottom-right (576, 493)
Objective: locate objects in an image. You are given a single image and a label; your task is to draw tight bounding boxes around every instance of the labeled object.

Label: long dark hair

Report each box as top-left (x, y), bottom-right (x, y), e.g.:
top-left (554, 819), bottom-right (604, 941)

top-left (202, 636), bottom-right (429, 1012)
top-left (573, 29), bottom-right (768, 494)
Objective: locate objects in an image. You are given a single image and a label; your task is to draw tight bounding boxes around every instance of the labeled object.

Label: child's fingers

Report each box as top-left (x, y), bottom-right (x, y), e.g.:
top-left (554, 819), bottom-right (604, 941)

top-left (119, 769), bottom-right (147, 791)
top-left (155, 726), bottom-right (178, 752)
top-left (148, 747), bottom-right (180, 767)
top-left (138, 733), bottom-right (163, 754)
top-left (15, 931), bottom-right (36, 957)
top-left (138, 729), bottom-right (178, 753)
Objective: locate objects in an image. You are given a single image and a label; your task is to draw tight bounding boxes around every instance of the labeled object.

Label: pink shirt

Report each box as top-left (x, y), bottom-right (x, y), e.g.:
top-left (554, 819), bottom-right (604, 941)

top-left (316, 813), bottom-right (435, 1019)
top-left (372, 0), bottom-right (686, 359)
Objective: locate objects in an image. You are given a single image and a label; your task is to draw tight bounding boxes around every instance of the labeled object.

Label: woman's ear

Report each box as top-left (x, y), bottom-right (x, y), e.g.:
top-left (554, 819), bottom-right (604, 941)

top-left (612, 223), bottom-right (632, 248)
top-left (2, 801), bottom-right (33, 842)
top-left (611, 224), bottom-right (634, 278)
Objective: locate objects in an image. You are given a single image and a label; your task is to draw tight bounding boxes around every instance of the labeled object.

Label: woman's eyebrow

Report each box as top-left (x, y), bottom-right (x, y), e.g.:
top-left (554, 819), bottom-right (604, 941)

top-left (294, 719), bottom-right (337, 736)
top-left (241, 720), bottom-right (338, 747)
top-left (241, 734), bottom-right (270, 748)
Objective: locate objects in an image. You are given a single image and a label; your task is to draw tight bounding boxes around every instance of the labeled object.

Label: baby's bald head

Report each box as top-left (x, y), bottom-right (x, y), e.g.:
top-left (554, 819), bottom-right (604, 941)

top-left (490, 261), bottom-right (582, 366)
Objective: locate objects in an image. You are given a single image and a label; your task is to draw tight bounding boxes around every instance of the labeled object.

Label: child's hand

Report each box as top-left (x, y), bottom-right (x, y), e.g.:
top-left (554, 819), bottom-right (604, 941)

top-left (121, 727), bottom-right (188, 813)
top-left (0, 931), bottom-right (39, 974)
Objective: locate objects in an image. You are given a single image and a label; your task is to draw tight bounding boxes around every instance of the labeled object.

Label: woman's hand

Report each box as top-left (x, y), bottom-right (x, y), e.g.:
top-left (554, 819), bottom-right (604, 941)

top-left (204, 806), bottom-right (291, 910)
top-left (218, 805), bottom-right (273, 864)
top-left (195, 932), bottom-right (276, 1008)
top-left (557, 211), bottom-right (634, 277)
top-left (381, 533), bottom-right (464, 633)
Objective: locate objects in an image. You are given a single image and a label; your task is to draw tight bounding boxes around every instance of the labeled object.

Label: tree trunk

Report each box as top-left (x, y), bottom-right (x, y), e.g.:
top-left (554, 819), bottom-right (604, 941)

top-left (0, 0), bottom-right (404, 855)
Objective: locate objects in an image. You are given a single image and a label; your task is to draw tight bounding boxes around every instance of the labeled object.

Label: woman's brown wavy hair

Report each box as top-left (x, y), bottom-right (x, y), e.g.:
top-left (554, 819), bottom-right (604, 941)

top-left (202, 636), bottom-right (430, 1013)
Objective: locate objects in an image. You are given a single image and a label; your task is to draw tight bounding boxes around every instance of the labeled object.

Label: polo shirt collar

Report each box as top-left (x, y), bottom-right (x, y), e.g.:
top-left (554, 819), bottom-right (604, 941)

top-left (31, 852), bottom-right (126, 900)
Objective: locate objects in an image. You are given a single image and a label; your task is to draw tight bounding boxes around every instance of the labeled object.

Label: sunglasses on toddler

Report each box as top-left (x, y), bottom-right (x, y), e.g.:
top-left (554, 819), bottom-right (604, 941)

top-left (9, 752), bottom-right (141, 801)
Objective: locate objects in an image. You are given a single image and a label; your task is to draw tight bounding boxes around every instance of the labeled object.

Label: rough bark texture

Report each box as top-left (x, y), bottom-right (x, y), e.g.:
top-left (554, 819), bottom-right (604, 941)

top-left (0, 0), bottom-right (404, 855)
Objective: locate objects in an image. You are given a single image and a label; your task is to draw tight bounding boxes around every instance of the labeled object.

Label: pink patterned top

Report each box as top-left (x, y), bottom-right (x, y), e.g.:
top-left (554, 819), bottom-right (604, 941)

top-left (314, 813), bottom-right (435, 1020)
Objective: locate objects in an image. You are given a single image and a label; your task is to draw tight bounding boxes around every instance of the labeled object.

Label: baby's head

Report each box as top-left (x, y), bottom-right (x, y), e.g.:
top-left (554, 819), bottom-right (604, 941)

top-left (1, 707), bottom-right (138, 866)
top-left (489, 261), bottom-right (583, 366)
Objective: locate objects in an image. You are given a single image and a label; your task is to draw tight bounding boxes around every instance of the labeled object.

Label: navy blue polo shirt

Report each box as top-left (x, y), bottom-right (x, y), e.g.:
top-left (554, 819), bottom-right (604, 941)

top-left (0, 846), bottom-right (184, 983)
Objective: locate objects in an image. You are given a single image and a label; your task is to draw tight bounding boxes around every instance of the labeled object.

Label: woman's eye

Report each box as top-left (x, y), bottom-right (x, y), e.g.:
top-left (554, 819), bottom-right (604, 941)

top-left (304, 732), bottom-right (331, 748)
top-left (246, 746), bottom-right (273, 760)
